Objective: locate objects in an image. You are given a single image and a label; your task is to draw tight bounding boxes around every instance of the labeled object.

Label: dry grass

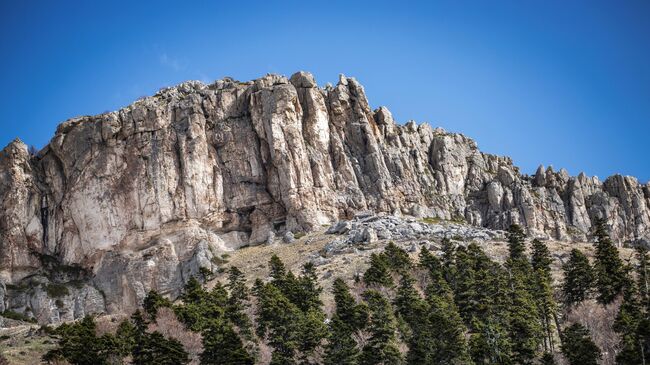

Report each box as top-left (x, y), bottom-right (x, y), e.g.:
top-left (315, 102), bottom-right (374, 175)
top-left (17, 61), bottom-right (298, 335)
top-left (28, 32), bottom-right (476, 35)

top-left (94, 313), bottom-right (129, 337)
top-left (565, 299), bottom-right (621, 365)
top-left (0, 333), bottom-right (56, 365)
top-left (148, 307), bottom-right (203, 364)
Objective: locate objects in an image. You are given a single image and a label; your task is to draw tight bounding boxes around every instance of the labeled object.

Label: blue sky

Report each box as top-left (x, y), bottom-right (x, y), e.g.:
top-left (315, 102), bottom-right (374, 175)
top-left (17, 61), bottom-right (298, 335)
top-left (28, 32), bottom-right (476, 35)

top-left (1, 0), bottom-right (648, 182)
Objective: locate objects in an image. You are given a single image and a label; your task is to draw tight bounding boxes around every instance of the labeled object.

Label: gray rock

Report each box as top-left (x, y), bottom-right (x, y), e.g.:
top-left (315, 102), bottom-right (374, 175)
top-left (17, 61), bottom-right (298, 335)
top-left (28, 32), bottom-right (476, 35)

top-left (326, 221), bottom-right (352, 235)
top-left (311, 256), bottom-right (329, 267)
top-left (0, 282), bottom-right (5, 313)
top-left (363, 227), bottom-right (378, 243)
top-left (283, 231), bottom-right (296, 244)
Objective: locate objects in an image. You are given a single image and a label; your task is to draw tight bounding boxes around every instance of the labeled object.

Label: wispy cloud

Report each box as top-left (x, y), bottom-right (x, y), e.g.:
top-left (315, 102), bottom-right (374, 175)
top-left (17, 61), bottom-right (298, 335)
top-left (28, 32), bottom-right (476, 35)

top-left (159, 53), bottom-right (185, 71)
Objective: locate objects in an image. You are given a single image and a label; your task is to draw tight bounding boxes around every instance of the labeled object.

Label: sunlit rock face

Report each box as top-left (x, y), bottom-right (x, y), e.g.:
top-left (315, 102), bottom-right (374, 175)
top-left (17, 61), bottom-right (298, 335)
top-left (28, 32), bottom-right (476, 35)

top-left (1, 71), bottom-right (649, 323)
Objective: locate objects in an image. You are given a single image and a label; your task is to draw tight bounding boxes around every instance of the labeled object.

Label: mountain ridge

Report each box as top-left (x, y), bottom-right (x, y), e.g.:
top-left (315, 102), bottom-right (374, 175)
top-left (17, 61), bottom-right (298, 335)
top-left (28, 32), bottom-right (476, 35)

top-left (1, 71), bottom-right (648, 323)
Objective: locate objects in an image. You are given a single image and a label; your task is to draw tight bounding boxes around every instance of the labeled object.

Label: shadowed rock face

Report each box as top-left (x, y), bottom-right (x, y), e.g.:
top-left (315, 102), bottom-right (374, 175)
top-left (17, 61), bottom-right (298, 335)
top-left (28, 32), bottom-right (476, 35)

top-left (1, 71), bottom-right (649, 322)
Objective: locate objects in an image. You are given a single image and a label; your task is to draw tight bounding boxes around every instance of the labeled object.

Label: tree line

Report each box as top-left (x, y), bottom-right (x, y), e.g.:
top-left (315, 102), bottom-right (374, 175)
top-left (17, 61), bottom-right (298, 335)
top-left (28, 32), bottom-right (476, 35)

top-left (43, 219), bottom-right (650, 364)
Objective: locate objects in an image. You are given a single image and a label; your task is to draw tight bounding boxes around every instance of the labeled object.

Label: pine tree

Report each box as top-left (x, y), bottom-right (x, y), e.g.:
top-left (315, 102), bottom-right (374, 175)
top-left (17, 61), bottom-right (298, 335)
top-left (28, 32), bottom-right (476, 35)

top-left (130, 310), bottom-right (190, 365)
top-left (560, 323), bottom-right (601, 365)
top-left (394, 274), bottom-right (432, 364)
top-left (614, 268), bottom-right (647, 365)
top-left (505, 225), bottom-right (543, 364)
top-left (418, 247), bottom-right (443, 281)
top-left (132, 331), bottom-right (190, 365)
top-left (424, 276), bottom-right (473, 365)
top-left (531, 239), bottom-right (552, 276)
top-left (531, 239), bottom-right (558, 353)
top-left (143, 290), bottom-right (171, 318)
top-left (453, 245), bottom-right (478, 324)
top-left (384, 241), bottom-right (413, 273)
top-left (592, 218), bottom-right (626, 304)
top-left (255, 283), bottom-right (302, 365)
top-left (454, 244), bottom-right (512, 364)
top-left (637, 246), bottom-right (650, 310)
top-left (200, 319), bottom-right (254, 365)
top-left (440, 237), bottom-right (457, 287)
top-left (539, 352), bottom-right (556, 365)
top-left (506, 266), bottom-right (543, 364)
top-left (175, 280), bottom-right (228, 332)
top-left (561, 249), bottom-right (593, 307)
top-left (294, 262), bottom-right (328, 362)
top-left (359, 290), bottom-right (403, 365)
top-left (468, 268), bottom-right (512, 365)
top-left (324, 278), bottom-right (368, 365)
top-left (363, 253), bottom-right (394, 287)
top-left (507, 224), bottom-right (527, 262)
top-left (113, 319), bottom-right (137, 357)
top-left (394, 274), bottom-right (423, 327)
top-left (295, 262), bottom-right (323, 312)
top-left (269, 254), bottom-right (290, 293)
top-left (257, 255), bottom-right (328, 364)
top-left (43, 316), bottom-right (110, 365)
top-left (226, 266), bottom-right (253, 339)
top-left (298, 307), bottom-right (329, 363)
top-left (180, 276), bottom-right (207, 304)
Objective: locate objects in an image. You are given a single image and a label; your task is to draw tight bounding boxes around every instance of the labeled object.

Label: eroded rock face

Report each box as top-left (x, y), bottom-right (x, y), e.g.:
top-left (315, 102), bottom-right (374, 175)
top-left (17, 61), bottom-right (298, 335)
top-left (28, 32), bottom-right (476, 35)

top-left (1, 71), bottom-right (649, 323)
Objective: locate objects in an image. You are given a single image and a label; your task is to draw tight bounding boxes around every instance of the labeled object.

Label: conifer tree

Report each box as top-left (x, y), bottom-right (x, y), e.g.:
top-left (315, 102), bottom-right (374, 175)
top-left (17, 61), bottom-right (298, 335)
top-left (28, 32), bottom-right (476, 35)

top-left (561, 249), bottom-right (593, 307)
top-left (324, 278), bottom-right (368, 365)
top-left (43, 316), bottom-right (110, 365)
top-left (359, 290), bottom-right (403, 365)
top-left (424, 275), bottom-right (473, 365)
top-left (418, 247), bottom-right (443, 281)
top-left (505, 225), bottom-right (543, 364)
top-left (175, 281), bottom-right (228, 332)
top-left (113, 319), bottom-right (137, 357)
top-left (255, 283), bottom-right (302, 364)
top-left (143, 290), bottom-right (171, 318)
top-left (394, 274), bottom-right (423, 327)
top-left (560, 323), bottom-right (601, 365)
top-left (363, 253), bottom-right (394, 287)
top-left (200, 319), bottom-right (254, 365)
top-left (531, 239), bottom-right (558, 353)
top-left (384, 241), bottom-right (413, 273)
top-left (531, 239), bottom-right (553, 276)
top-left (592, 218), bottom-right (626, 304)
top-left (132, 331), bottom-right (190, 365)
top-left (637, 246), bottom-right (650, 310)
top-left (614, 267), bottom-right (648, 365)
top-left (468, 266), bottom-right (513, 365)
top-left (131, 310), bottom-right (190, 365)
top-left (453, 245), bottom-right (478, 323)
top-left (393, 274), bottom-right (434, 364)
top-left (507, 224), bottom-right (527, 262)
top-left (269, 254), bottom-right (290, 292)
top-left (453, 244), bottom-right (512, 364)
top-left (539, 352), bottom-right (556, 365)
top-left (295, 262), bottom-right (323, 312)
top-left (226, 266), bottom-right (253, 339)
top-left (258, 255), bottom-right (328, 364)
top-left (440, 237), bottom-right (457, 287)
top-left (180, 276), bottom-right (207, 304)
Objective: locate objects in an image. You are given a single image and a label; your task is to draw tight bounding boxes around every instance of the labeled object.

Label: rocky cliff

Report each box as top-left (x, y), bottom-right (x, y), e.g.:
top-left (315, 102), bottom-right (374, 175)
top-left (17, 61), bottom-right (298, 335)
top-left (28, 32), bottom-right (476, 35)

top-left (1, 71), bottom-right (649, 323)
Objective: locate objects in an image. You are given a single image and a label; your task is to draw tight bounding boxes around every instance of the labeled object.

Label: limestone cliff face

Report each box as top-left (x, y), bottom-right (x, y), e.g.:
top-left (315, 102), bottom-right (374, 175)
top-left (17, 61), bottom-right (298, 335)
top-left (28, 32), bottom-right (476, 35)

top-left (1, 71), bottom-right (649, 322)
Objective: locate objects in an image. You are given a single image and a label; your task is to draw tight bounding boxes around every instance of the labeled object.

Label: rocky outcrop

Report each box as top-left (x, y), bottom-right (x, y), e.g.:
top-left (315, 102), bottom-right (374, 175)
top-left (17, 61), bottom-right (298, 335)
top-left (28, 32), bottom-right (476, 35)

top-left (322, 214), bottom-right (506, 257)
top-left (1, 71), bottom-right (649, 323)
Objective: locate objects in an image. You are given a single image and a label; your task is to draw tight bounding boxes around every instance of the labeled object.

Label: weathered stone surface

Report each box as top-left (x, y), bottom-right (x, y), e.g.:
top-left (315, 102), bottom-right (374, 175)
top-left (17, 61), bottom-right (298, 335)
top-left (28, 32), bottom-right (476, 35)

top-left (1, 71), bottom-right (649, 323)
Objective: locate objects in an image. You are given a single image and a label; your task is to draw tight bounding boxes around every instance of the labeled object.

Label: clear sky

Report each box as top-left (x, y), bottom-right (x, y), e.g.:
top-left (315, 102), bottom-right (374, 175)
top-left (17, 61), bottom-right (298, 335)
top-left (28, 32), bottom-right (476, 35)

top-left (1, 0), bottom-right (648, 182)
